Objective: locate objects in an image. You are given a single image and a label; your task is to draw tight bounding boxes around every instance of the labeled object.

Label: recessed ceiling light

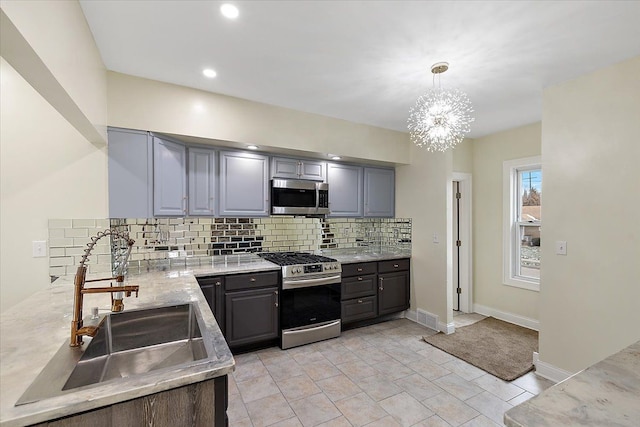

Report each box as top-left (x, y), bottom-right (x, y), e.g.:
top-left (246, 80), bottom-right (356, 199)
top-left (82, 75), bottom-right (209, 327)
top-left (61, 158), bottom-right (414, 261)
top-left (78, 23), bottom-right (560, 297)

top-left (203, 68), bottom-right (217, 78)
top-left (247, 145), bottom-right (259, 150)
top-left (220, 3), bottom-right (239, 19)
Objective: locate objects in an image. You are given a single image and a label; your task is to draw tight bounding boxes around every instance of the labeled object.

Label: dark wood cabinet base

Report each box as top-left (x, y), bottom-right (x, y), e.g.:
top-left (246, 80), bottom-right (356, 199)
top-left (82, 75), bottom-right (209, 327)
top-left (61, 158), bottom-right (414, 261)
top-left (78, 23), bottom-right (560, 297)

top-left (30, 376), bottom-right (228, 427)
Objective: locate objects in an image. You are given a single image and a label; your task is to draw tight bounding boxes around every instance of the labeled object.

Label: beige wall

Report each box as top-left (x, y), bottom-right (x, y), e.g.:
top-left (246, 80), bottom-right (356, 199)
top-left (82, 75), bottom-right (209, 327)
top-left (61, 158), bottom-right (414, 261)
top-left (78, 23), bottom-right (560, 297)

top-left (107, 72), bottom-right (410, 165)
top-left (0, 58), bottom-right (108, 312)
top-left (539, 56), bottom-right (640, 373)
top-left (471, 122), bottom-right (541, 321)
top-left (396, 147), bottom-right (452, 324)
top-left (0, 0), bottom-right (107, 143)
top-left (453, 139), bottom-right (473, 173)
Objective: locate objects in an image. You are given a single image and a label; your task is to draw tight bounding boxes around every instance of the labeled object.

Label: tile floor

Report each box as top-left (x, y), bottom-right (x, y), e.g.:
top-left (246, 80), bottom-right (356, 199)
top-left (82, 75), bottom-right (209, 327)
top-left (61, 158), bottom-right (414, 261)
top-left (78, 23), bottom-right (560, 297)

top-left (228, 318), bottom-right (553, 427)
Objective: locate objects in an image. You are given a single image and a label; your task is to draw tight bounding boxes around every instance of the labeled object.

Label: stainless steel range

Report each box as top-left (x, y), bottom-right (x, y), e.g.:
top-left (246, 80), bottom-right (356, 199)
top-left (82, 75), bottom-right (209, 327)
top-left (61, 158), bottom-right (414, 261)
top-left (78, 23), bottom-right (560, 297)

top-left (258, 252), bottom-right (342, 349)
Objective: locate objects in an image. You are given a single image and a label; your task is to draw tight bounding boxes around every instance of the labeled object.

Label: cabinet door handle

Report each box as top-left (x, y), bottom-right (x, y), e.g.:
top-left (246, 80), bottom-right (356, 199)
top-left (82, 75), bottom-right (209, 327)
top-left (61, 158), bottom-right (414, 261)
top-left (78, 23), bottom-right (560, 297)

top-left (393, 264), bottom-right (399, 268)
top-left (215, 281), bottom-right (221, 286)
top-left (379, 277), bottom-right (384, 291)
top-left (274, 290), bottom-right (279, 295)
top-left (183, 196), bottom-right (187, 214)
top-left (275, 302), bottom-right (279, 307)
top-left (357, 277), bottom-right (363, 281)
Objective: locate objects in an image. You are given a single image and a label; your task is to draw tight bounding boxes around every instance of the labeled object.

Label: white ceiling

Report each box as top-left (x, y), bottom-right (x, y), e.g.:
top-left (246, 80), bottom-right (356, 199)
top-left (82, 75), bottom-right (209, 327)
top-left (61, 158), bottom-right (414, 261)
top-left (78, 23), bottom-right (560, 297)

top-left (80, 1), bottom-right (640, 139)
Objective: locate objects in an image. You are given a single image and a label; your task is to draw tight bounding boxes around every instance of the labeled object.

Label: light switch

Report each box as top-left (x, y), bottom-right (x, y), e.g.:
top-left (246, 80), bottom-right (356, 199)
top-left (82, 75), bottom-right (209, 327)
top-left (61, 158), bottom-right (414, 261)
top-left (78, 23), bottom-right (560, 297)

top-left (432, 233), bottom-right (439, 244)
top-left (555, 240), bottom-right (567, 255)
top-left (33, 240), bottom-right (47, 257)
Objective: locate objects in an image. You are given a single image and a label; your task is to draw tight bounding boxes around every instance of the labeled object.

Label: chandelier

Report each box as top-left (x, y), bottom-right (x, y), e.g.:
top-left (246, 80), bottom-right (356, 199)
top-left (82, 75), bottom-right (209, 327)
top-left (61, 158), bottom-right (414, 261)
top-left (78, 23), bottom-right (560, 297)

top-left (407, 62), bottom-right (474, 152)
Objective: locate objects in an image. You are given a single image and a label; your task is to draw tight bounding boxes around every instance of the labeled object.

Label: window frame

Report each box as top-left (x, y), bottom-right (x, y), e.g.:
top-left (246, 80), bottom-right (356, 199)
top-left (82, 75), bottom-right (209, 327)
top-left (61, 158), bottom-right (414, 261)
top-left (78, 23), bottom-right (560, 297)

top-left (503, 156), bottom-right (542, 291)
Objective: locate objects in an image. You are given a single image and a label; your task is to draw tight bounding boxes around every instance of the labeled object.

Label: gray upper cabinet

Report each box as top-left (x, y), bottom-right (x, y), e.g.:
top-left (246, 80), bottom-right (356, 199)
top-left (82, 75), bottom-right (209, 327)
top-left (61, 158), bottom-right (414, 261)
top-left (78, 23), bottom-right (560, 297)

top-left (271, 157), bottom-right (326, 181)
top-left (153, 136), bottom-right (187, 216)
top-left (219, 151), bottom-right (269, 217)
top-left (364, 167), bottom-right (395, 217)
top-left (107, 127), bottom-right (153, 218)
top-left (327, 163), bottom-right (364, 217)
top-left (188, 147), bottom-right (216, 216)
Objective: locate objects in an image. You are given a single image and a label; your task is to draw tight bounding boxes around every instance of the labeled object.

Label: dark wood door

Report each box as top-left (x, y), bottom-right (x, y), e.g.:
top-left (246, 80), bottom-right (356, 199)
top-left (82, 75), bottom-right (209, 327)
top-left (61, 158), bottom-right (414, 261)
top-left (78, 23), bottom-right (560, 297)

top-left (378, 271), bottom-right (409, 316)
top-left (225, 287), bottom-right (278, 347)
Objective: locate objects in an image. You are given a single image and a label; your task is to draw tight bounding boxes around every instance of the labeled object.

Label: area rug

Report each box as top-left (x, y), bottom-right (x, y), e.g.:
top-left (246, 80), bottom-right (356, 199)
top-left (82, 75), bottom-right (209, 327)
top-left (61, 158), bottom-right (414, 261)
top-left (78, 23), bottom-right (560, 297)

top-left (422, 317), bottom-right (538, 381)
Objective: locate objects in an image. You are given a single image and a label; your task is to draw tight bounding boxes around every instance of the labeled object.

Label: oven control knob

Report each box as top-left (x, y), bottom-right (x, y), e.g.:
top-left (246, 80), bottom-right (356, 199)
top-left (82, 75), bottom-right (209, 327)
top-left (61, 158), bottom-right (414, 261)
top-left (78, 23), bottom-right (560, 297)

top-left (295, 267), bottom-right (302, 274)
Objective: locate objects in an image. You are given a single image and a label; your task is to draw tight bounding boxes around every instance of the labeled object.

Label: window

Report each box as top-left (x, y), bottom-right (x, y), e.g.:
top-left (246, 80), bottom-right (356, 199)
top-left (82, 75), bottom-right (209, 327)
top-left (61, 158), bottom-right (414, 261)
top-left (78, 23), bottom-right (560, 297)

top-left (503, 156), bottom-right (542, 291)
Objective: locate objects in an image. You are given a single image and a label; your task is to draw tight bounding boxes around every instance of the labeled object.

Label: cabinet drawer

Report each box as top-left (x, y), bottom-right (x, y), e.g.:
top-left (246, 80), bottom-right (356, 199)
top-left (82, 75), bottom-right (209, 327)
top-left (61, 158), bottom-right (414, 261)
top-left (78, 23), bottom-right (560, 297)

top-left (378, 258), bottom-right (410, 273)
top-left (225, 271), bottom-right (279, 291)
top-left (341, 274), bottom-right (377, 300)
top-left (341, 262), bottom-right (377, 277)
top-left (342, 296), bottom-right (377, 324)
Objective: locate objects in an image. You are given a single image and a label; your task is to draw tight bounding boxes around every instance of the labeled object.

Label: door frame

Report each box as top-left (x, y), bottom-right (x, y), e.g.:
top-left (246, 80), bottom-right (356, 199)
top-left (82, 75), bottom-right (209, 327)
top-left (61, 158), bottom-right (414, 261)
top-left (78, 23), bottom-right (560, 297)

top-left (451, 172), bottom-right (473, 314)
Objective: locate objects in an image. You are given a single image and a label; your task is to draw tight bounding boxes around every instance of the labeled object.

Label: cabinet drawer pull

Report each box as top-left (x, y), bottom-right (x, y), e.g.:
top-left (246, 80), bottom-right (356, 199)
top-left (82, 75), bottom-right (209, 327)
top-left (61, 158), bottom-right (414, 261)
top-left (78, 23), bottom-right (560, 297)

top-left (357, 277), bottom-right (363, 281)
top-left (274, 290), bottom-right (278, 295)
top-left (393, 264), bottom-right (399, 268)
top-left (357, 299), bottom-right (363, 304)
top-left (215, 281), bottom-right (221, 286)
top-left (357, 267), bottom-right (363, 272)
top-left (250, 277), bottom-right (256, 282)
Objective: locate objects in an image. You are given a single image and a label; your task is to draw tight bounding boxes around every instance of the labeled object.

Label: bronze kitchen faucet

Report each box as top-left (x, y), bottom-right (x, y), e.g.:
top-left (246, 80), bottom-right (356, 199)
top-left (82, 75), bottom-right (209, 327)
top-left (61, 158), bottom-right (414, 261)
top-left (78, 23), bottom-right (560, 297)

top-left (70, 229), bottom-right (139, 347)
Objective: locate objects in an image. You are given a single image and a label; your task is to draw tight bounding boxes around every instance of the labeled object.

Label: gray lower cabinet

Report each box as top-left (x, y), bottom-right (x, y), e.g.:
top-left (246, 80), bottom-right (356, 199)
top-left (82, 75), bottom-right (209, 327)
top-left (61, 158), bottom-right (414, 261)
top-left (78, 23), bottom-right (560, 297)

top-left (378, 259), bottom-right (410, 316)
top-left (219, 151), bottom-right (270, 217)
top-left (341, 262), bottom-right (378, 324)
top-left (153, 136), bottom-right (187, 216)
top-left (198, 276), bottom-right (225, 334)
top-left (327, 163), bottom-right (364, 217)
top-left (198, 271), bottom-right (279, 351)
top-left (364, 167), bottom-right (395, 217)
top-left (341, 258), bottom-right (410, 325)
top-left (225, 287), bottom-right (279, 347)
top-left (107, 127), bottom-right (153, 218)
top-left (188, 147), bottom-right (216, 215)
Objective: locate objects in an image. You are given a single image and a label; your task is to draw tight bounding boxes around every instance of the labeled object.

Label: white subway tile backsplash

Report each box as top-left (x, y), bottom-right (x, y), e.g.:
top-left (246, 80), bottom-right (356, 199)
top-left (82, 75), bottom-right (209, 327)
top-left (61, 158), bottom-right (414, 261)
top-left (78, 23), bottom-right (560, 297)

top-left (72, 219), bottom-right (96, 228)
top-left (50, 256), bottom-right (75, 267)
top-left (48, 219), bottom-right (73, 229)
top-left (50, 238), bottom-right (74, 247)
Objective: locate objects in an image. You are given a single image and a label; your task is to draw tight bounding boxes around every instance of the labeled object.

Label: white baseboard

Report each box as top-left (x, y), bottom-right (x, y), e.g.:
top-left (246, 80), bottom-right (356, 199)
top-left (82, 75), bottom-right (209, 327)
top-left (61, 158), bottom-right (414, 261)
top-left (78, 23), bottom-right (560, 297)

top-left (473, 303), bottom-right (539, 331)
top-left (439, 321), bottom-right (455, 334)
top-left (404, 309), bottom-right (417, 322)
top-left (535, 359), bottom-right (573, 384)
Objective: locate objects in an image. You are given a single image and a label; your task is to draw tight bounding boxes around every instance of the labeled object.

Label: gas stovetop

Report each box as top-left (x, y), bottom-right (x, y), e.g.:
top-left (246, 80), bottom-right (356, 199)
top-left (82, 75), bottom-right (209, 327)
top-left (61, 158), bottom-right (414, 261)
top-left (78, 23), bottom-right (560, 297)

top-left (258, 251), bottom-right (336, 266)
top-left (258, 252), bottom-right (341, 280)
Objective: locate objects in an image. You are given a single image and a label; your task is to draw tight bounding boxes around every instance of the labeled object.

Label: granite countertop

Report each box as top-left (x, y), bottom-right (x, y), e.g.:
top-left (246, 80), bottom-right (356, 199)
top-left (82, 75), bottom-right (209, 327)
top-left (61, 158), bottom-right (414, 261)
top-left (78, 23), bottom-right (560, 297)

top-left (0, 251), bottom-right (409, 426)
top-left (504, 340), bottom-right (640, 427)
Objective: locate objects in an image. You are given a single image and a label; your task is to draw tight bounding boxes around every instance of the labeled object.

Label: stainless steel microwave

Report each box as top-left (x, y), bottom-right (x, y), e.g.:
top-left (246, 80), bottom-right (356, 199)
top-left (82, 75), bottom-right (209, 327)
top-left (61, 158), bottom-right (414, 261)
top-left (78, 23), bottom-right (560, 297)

top-left (271, 179), bottom-right (329, 215)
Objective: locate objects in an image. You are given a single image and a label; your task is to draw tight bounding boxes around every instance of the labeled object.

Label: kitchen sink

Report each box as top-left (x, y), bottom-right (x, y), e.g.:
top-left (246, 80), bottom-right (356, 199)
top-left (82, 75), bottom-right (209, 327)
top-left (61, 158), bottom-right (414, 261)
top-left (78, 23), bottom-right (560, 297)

top-left (16, 303), bottom-right (211, 405)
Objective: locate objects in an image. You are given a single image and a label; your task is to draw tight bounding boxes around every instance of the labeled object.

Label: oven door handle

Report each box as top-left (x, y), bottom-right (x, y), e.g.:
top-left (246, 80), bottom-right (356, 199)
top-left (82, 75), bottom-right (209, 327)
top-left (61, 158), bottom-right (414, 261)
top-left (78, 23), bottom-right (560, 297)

top-left (282, 275), bottom-right (341, 289)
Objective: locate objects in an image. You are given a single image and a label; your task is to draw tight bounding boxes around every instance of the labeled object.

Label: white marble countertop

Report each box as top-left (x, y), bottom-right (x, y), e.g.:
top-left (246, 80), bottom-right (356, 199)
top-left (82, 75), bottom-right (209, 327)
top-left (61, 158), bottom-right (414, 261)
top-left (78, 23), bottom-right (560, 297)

top-left (0, 252), bottom-right (409, 426)
top-left (0, 254), bottom-right (280, 427)
top-left (504, 340), bottom-right (640, 427)
top-left (323, 250), bottom-right (411, 264)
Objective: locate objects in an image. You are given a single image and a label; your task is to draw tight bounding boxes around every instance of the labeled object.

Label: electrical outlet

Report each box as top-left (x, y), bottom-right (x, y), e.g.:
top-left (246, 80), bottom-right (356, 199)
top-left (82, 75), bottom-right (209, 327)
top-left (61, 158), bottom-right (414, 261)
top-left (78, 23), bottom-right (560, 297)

top-left (33, 240), bottom-right (47, 257)
top-left (432, 233), bottom-right (439, 244)
top-left (555, 240), bottom-right (567, 255)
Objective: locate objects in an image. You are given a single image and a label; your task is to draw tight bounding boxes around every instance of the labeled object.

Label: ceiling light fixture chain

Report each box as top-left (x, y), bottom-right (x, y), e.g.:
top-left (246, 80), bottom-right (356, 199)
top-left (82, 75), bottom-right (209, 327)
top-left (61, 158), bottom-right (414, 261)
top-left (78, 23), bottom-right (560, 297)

top-left (408, 61), bottom-right (474, 152)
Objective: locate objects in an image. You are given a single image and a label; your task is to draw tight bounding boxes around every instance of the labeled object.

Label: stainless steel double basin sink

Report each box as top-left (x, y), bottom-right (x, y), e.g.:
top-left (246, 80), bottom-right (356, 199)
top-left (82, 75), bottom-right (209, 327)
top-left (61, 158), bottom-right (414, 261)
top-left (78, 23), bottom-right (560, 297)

top-left (17, 303), bottom-right (212, 405)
